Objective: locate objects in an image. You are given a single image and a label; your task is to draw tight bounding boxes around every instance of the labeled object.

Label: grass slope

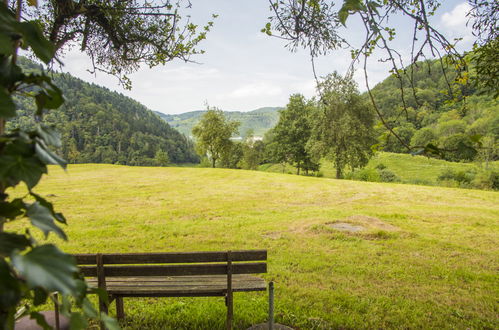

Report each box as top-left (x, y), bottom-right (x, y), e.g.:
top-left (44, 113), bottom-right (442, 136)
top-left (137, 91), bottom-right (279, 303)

top-left (260, 152), bottom-right (499, 187)
top-left (10, 165), bottom-right (498, 329)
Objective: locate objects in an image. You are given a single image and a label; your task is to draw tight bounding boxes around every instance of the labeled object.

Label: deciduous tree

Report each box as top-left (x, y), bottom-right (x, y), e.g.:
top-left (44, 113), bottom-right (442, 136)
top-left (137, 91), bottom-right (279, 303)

top-left (266, 0), bottom-right (498, 154)
top-left (17, 0), bottom-right (215, 87)
top-left (308, 72), bottom-right (376, 178)
top-left (192, 108), bottom-right (239, 168)
top-left (271, 94), bottom-right (319, 175)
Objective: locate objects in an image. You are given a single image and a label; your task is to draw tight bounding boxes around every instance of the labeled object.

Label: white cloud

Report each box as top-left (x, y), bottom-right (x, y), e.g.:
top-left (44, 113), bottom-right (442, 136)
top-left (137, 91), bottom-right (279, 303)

top-left (228, 82), bottom-right (283, 99)
top-left (439, 2), bottom-right (475, 51)
top-left (441, 2), bottom-right (472, 28)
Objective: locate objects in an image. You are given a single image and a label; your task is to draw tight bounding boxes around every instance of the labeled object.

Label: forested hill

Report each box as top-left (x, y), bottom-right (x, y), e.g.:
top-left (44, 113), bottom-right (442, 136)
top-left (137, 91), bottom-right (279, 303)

top-left (370, 59), bottom-right (498, 161)
top-left (8, 57), bottom-right (199, 165)
top-left (155, 107), bottom-right (282, 137)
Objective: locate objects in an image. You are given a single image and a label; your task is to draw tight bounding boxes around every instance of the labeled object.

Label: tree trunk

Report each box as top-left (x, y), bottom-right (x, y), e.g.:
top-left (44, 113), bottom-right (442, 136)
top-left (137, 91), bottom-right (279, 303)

top-left (336, 167), bottom-right (342, 179)
top-left (212, 157), bottom-right (216, 168)
top-left (296, 162), bottom-right (300, 175)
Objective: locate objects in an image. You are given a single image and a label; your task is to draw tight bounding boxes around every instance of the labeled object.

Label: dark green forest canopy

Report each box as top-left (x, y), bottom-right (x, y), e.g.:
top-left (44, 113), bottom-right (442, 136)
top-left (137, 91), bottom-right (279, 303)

top-left (7, 57), bottom-right (199, 165)
top-left (371, 58), bottom-right (498, 161)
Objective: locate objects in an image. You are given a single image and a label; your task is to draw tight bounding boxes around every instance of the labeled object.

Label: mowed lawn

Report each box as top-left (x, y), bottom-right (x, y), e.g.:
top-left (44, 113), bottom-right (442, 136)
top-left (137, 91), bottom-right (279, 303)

top-left (9, 164), bottom-right (499, 329)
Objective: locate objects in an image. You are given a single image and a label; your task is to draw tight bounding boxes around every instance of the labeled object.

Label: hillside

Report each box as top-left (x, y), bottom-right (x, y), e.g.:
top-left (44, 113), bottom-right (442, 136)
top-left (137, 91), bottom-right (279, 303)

top-left (155, 107), bottom-right (282, 137)
top-left (7, 57), bottom-right (198, 165)
top-left (155, 58), bottom-right (497, 165)
top-left (260, 152), bottom-right (499, 188)
top-left (370, 58), bottom-right (498, 160)
top-left (16, 164), bottom-right (499, 329)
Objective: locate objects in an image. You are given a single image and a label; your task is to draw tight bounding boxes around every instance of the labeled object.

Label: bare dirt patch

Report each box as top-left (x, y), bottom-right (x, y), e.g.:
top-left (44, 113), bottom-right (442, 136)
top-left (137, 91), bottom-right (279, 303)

top-left (327, 215), bottom-right (399, 233)
top-left (329, 222), bottom-right (365, 232)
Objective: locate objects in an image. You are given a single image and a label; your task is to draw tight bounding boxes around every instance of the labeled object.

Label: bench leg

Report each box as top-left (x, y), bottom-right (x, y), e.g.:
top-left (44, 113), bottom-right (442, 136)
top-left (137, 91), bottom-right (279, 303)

top-left (116, 296), bottom-right (125, 321)
top-left (225, 293), bottom-right (233, 330)
top-left (99, 295), bottom-right (109, 330)
top-left (268, 282), bottom-right (274, 330)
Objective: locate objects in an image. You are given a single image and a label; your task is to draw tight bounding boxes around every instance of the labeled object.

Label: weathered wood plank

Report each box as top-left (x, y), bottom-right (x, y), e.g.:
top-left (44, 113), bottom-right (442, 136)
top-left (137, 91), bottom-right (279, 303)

top-left (79, 263), bottom-right (266, 277)
top-left (74, 250), bottom-right (267, 265)
top-left (100, 274), bottom-right (263, 281)
top-left (90, 280), bottom-right (265, 285)
top-left (86, 274), bottom-right (263, 281)
top-left (84, 275), bottom-right (267, 293)
top-left (103, 286), bottom-right (266, 295)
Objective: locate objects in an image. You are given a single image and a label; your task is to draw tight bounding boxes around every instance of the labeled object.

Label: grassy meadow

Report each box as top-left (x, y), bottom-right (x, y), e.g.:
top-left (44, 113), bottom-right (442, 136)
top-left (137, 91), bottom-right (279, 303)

top-left (259, 152), bottom-right (499, 187)
top-left (8, 164), bottom-right (499, 329)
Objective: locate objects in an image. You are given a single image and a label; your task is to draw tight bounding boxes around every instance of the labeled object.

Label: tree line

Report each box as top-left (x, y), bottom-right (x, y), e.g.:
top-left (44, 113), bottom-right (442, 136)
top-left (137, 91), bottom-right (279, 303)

top-left (9, 57), bottom-right (199, 166)
top-left (192, 59), bottom-right (498, 178)
top-left (192, 73), bottom-right (376, 178)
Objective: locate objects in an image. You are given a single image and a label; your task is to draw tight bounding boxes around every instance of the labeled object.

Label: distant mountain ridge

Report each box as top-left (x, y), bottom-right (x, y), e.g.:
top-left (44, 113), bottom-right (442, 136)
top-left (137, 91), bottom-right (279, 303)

top-left (154, 107), bottom-right (282, 137)
top-left (9, 57), bottom-right (199, 165)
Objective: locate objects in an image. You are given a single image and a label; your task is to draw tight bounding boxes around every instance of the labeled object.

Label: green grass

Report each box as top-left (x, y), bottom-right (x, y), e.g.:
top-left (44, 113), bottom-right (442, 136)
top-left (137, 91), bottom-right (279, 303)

top-left (8, 164), bottom-right (499, 329)
top-left (259, 152), bottom-right (499, 187)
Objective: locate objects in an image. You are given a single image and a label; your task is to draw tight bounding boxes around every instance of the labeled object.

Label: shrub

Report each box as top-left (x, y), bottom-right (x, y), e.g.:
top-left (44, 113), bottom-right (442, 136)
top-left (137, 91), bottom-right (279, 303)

top-left (379, 168), bottom-right (400, 182)
top-left (375, 163), bottom-right (387, 170)
top-left (351, 168), bottom-right (381, 182)
top-left (472, 170), bottom-right (499, 190)
top-left (437, 167), bottom-right (498, 190)
top-left (437, 168), bottom-right (476, 186)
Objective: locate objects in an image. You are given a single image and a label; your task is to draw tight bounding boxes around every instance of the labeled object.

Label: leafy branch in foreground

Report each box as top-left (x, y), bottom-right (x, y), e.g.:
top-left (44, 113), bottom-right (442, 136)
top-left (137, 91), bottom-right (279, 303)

top-left (0, 2), bottom-right (117, 329)
top-left (267, 0), bottom-right (497, 156)
top-left (17, 0), bottom-right (216, 88)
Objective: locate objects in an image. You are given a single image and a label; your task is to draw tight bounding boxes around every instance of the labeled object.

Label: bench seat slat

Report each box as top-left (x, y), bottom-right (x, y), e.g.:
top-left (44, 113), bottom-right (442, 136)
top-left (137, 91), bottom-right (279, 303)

top-left (85, 275), bottom-right (267, 295)
top-left (79, 262), bottom-right (266, 277)
top-left (88, 275), bottom-right (264, 284)
top-left (74, 250), bottom-right (267, 265)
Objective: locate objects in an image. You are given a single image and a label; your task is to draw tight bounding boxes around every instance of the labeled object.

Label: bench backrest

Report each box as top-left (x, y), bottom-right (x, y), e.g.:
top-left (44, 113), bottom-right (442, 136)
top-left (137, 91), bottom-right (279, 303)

top-left (73, 250), bottom-right (267, 277)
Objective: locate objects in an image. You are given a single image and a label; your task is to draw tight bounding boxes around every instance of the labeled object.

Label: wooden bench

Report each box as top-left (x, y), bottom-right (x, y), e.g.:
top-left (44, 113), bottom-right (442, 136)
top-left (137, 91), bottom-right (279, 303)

top-left (74, 250), bottom-right (268, 329)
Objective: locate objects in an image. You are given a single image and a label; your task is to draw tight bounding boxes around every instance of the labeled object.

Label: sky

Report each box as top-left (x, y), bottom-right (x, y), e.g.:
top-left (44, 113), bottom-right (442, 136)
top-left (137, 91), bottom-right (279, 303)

top-left (59, 1), bottom-right (475, 115)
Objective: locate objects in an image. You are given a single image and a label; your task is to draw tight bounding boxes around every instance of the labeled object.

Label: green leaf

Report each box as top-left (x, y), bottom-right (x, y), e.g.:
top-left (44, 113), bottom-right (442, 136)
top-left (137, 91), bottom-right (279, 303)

top-left (88, 287), bottom-right (110, 306)
top-left (0, 56), bottom-right (24, 86)
top-left (0, 33), bottom-right (12, 54)
top-left (338, 8), bottom-right (349, 26)
top-left (0, 199), bottom-right (24, 220)
top-left (26, 202), bottom-right (67, 239)
top-left (30, 192), bottom-right (67, 224)
top-left (81, 298), bottom-right (99, 318)
top-left (69, 312), bottom-right (88, 330)
top-left (0, 232), bottom-right (31, 256)
top-left (35, 140), bottom-right (67, 168)
top-left (0, 87), bottom-right (16, 118)
top-left (29, 311), bottom-right (51, 330)
top-left (15, 21), bottom-right (55, 64)
top-left (0, 154), bottom-right (46, 190)
top-left (338, 0), bottom-right (365, 26)
top-left (36, 125), bottom-right (62, 148)
top-left (11, 244), bottom-right (78, 295)
top-left (34, 83), bottom-right (64, 113)
top-left (100, 312), bottom-right (120, 330)
top-left (0, 138), bottom-right (47, 189)
top-left (33, 287), bottom-right (48, 306)
top-left (0, 259), bottom-right (21, 310)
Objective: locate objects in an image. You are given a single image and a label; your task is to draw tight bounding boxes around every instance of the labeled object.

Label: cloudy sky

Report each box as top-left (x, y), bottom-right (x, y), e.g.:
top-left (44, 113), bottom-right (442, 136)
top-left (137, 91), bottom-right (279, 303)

top-left (60, 1), bottom-right (475, 115)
